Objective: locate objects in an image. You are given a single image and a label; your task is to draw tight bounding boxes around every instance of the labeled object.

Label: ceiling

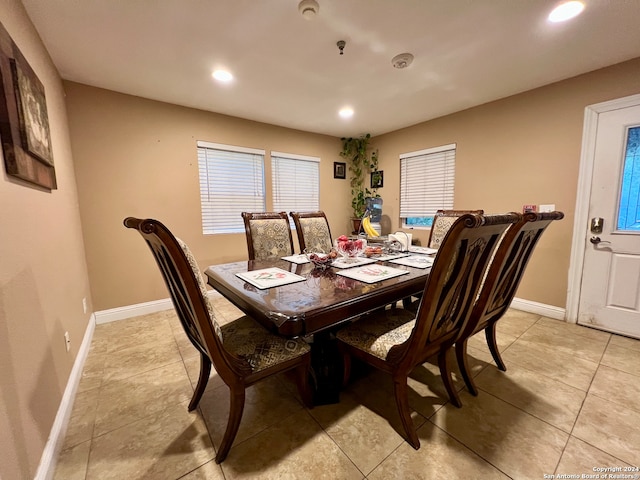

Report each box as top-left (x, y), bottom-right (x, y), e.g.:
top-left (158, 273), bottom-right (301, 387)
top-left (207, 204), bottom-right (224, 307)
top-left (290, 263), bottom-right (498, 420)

top-left (21, 0), bottom-right (640, 138)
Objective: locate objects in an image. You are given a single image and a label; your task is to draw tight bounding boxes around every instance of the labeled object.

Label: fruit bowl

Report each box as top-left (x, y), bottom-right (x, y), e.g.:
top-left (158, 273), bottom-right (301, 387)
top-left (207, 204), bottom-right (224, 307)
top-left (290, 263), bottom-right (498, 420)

top-left (334, 235), bottom-right (367, 262)
top-left (304, 250), bottom-right (335, 269)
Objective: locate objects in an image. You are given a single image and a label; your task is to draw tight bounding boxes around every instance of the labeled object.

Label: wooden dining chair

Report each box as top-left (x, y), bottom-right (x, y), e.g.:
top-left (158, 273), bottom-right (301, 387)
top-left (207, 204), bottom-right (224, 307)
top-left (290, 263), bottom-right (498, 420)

top-left (402, 209), bottom-right (486, 309)
top-left (335, 212), bottom-right (520, 449)
top-left (455, 210), bottom-right (564, 396)
top-left (124, 217), bottom-right (312, 463)
top-left (428, 209), bottom-right (485, 249)
top-left (399, 209), bottom-right (485, 309)
top-left (289, 210), bottom-right (333, 253)
top-left (241, 211), bottom-right (294, 260)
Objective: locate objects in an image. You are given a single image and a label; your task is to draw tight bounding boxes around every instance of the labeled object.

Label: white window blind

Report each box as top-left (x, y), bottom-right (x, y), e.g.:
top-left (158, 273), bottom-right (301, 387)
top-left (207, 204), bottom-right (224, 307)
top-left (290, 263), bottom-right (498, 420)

top-left (400, 144), bottom-right (456, 218)
top-left (197, 141), bottom-right (265, 234)
top-left (271, 152), bottom-right (320, 223)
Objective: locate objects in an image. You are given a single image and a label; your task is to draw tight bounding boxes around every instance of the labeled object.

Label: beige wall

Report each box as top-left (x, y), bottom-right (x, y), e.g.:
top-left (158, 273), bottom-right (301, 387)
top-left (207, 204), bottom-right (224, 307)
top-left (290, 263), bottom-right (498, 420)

top-left (373, 57), bottom-right (640, 307)
top-left (0, 1), bottom-right (92, 478)
top-left (64, 82), bottom-right (348, 311)
top-left (66, 58), bottom-right (640, 314)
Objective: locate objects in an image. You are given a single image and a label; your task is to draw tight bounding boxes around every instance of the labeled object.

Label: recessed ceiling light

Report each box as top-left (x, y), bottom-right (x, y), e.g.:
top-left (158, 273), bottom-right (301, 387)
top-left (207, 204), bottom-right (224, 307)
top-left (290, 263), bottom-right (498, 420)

top-left (212, 70), bottom-right (233, 82)
top-left (548, 1), bottom-right (585, 22)
top-left (339, 107), bottom-right (354, 118)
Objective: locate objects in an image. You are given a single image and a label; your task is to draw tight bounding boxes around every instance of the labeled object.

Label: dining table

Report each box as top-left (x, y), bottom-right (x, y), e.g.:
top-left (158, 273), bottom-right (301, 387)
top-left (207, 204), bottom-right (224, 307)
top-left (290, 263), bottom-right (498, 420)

top-left (204, 251), bottom-right (434, 403)
top-left (204, 255), bottom-right (432, 338)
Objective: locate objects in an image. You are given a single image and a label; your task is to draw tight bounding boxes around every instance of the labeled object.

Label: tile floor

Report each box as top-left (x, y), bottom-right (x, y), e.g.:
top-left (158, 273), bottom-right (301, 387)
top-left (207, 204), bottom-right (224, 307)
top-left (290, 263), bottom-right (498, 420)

top-left (54, 294), bottom-right (640, 479)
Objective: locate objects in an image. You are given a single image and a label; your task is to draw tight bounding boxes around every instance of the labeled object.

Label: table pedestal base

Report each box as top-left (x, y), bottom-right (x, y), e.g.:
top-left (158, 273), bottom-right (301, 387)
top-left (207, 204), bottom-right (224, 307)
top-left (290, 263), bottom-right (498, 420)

top-left (309, 332), bottom-right (343, 405)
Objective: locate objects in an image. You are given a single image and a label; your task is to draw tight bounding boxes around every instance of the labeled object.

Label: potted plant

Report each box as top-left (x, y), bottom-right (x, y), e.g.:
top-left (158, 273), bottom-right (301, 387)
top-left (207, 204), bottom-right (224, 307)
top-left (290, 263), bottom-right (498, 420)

top-left (339, 134), bottom-right (380, 232)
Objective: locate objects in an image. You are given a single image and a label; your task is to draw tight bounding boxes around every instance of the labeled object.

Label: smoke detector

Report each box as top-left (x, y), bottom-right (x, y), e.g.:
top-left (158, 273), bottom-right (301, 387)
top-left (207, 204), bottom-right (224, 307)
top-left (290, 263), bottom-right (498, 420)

top-left (298, 0), bottom-right (319, 20)
top-left (391, 53), bottom-right (414, 69)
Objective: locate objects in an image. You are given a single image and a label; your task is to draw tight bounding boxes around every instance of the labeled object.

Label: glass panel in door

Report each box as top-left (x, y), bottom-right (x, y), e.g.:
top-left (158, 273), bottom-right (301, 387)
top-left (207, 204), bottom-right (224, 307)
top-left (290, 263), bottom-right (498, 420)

top-left (617, 125), bottom-right (640, 231)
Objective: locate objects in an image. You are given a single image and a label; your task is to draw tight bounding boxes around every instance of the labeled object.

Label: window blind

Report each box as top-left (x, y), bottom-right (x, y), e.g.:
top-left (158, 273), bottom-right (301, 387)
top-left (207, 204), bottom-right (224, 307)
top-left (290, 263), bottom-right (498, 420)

top-left (400, 145), bottom-right (456, 218)
top-left (271, 152), bottom-right (320, 224)
top-left (197, 142), bottom-right (265, 234)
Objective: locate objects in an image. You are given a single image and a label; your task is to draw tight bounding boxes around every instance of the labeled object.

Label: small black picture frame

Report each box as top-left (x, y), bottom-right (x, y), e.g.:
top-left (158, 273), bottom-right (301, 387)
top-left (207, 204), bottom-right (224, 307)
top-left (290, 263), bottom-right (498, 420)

top-left (371, 170), bottom-right (383, 188)
top-left (334, 161), bottom-right (346, 179)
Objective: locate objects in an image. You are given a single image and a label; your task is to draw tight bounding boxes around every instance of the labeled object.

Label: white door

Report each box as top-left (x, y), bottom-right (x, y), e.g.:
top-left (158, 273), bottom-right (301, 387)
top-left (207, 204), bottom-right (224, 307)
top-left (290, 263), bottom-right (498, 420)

top-left (577, 103), bottom-right (640, 338)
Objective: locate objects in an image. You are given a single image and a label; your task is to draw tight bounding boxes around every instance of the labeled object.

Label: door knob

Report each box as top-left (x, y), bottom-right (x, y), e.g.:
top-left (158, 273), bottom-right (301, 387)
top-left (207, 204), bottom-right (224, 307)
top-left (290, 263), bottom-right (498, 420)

top-left (590, 236), bottom-right (601, 244)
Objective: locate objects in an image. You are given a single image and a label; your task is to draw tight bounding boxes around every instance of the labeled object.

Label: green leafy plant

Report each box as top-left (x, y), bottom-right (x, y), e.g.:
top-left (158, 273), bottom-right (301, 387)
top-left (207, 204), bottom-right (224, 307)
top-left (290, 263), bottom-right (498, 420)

top-left (340, 134), bottom-right (380, 219)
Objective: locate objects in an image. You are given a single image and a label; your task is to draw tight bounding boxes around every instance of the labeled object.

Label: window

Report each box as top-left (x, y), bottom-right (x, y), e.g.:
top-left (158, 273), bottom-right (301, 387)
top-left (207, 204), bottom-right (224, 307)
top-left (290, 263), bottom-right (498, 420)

top-left (400, 144), bottom-right (456, 228)
top-left (271, 151), bottom-right (320, 226)
top-left (197, 141), bottom-right (265, 234)
top-left (617, 126), bottom-right (640, 231)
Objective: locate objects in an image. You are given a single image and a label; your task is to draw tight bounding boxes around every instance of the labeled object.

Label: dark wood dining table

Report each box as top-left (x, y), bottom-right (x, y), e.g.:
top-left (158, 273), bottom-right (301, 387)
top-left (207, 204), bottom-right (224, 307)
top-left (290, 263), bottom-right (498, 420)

top-left (204, 258), bottom-right (430, 338)
top-left (205, 257), bottom-right (431, 404)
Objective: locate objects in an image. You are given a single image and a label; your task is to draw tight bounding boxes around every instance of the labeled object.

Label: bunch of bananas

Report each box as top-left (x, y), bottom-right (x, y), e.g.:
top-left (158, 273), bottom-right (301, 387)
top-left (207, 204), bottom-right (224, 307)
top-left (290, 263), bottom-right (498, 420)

top-left (362, 216), bottom-right (380, 237)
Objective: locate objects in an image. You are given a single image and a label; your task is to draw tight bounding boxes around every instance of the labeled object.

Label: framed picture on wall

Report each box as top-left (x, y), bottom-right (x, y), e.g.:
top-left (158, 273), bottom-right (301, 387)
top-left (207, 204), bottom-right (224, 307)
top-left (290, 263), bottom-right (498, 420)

top-left (371, 170), bottom-right (383, 188)
top-left (0, 20), bottom-right (56, 190)
top-left (334, 161), bottom-right (346, 179)
top-left (12, 58), bottom-right (54, 166)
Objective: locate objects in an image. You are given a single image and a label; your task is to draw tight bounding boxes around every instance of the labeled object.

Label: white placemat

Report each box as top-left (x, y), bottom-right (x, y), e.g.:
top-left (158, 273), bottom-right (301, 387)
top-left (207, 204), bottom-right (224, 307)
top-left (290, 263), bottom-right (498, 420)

top-left (369, 252), bottom-right (410, 261)
top-left (281, 254), bottom-right (310, 264)
top-left (236, 267), bottom-right (306, 289)
top-left (408, 246), bottom-right (438, 255)
top-left (336, 265), bottom-right (410, 283)
top-left (388, 255), bottom-right (434, 269)
top-left (331, 256), bottom-right (378, 269)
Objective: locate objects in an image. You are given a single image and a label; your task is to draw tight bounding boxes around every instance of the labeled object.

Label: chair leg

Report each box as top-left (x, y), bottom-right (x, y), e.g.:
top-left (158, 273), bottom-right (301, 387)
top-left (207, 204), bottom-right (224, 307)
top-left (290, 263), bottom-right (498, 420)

top-left (188, 353), bottom-right (212, 411)
top-left (402, 295), bottom-right (421, 311)
top-left (215, 385), bottom-right (246, 464)
top-left (295, 357), bottom-right (314, 409)
top-left (455, 338), bottom-right (478, 396)
top-left (485, 323), bottom-right (507, 371)
top-left (392, 376), bottom-right (420, 449)
top-left (438, 348), bottom-right (462, 408)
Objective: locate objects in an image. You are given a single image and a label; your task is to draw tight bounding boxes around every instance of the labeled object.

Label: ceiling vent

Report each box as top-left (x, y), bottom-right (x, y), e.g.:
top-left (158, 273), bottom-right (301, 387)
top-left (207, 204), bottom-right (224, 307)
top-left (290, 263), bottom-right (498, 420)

top-left (298, 0), bottom-right (319, 20)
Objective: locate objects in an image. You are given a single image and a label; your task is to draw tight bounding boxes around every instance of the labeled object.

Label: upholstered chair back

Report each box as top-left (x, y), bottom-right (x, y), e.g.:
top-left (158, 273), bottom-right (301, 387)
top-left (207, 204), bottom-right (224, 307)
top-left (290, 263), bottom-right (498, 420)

top-left (241, 211), bottom-right (294, 260)
top-left (290, 211), bottom-right (333, 253)
top-left (428, 209), bottom-right (485, 249)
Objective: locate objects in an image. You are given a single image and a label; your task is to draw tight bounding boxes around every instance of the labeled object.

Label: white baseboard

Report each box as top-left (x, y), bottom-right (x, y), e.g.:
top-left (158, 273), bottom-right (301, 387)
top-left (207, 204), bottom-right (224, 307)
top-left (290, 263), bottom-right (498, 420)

top-left (94, 291), bottom-right (223, 325)
top-left (510, 297), bottom-right (566, 321)
top-left (35, 313), bottom-right (96, 480)
top-left (94, 294), bottom-right (567, 325)
top-left (94, 298), bottom-right (174, 324)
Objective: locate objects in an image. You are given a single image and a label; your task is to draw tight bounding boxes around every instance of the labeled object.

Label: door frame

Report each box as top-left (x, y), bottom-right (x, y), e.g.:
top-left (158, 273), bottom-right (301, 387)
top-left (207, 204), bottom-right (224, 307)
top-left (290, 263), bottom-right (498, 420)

top-left (566, 93), bottom-right (640, 323)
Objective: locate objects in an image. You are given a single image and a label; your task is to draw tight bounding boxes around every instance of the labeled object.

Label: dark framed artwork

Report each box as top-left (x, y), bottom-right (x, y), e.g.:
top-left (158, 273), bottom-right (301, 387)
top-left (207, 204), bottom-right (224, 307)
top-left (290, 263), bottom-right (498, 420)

top-left (371, 170), bottom-right (383, 188)
top-left (0, 21), bottom-right (56, 190)
top-left (334, 161), bottom-right (346, 179)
